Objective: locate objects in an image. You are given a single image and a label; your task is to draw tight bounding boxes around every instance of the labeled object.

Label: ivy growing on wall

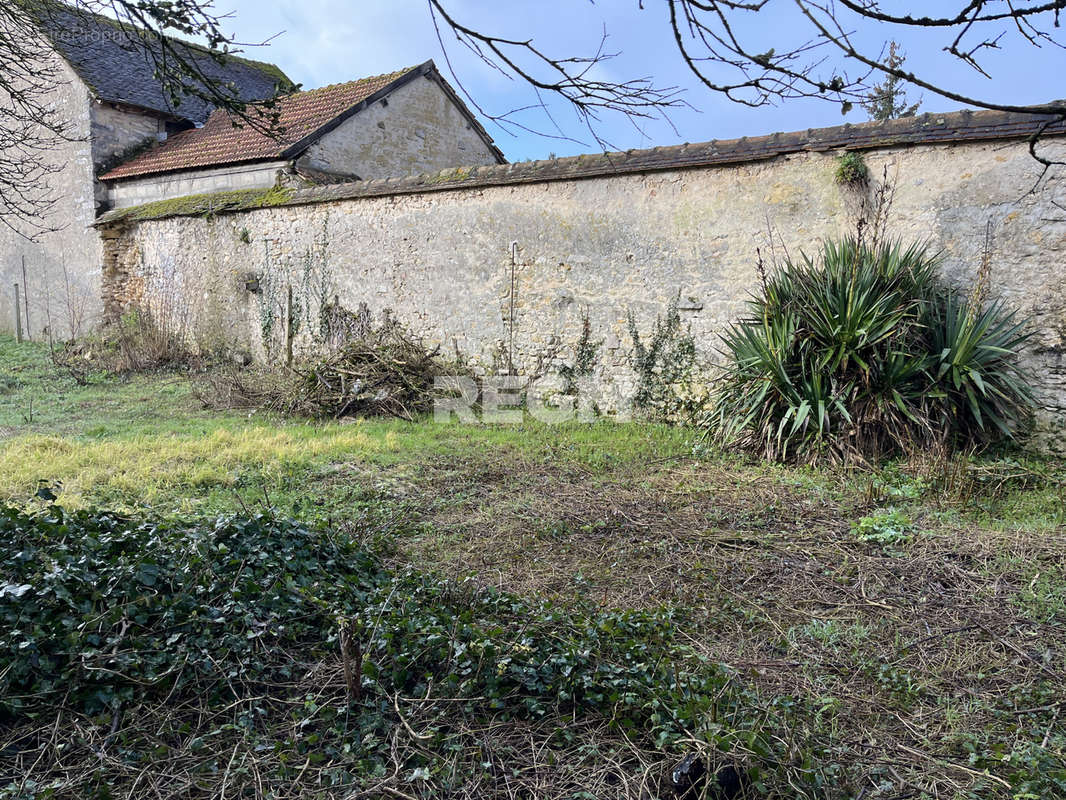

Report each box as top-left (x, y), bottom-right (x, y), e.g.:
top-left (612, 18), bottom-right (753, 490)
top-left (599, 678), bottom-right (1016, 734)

top-left (558, 309), bottom-right (601, 396)
top-left (256, 214), bottom-right (338, 363)
top-left (301, 217), bottom-right (337, 347)
top-left (626, 294), bottom-right (703, 421)
top-left (257, 243), bottom-right (282, 360)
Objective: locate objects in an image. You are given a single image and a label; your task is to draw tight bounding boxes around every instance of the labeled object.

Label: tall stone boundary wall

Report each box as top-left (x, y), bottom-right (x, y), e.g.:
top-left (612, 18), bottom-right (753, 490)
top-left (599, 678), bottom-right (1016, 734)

top-left (99, 110), bottom-right (1066, 452)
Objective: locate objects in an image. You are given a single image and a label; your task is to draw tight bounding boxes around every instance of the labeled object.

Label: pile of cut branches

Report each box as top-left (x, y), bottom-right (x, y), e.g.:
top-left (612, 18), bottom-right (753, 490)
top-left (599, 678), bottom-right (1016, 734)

top-left (203, 310), bottom-right (457, 420)
top-left (289, 316), bottom-right (448, 419)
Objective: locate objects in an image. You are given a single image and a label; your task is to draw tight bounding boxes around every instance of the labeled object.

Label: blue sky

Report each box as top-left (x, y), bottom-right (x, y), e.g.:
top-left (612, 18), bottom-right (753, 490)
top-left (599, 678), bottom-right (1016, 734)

top-left (217, 1), bottom-right (1066, 162)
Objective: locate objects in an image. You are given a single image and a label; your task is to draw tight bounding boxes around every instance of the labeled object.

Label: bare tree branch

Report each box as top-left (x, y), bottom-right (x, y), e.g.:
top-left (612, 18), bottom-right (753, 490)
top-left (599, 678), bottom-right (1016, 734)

top-left (427, 0), bottom-right (687, 149)
top-left (430, 0), bottom-right (1066, 151)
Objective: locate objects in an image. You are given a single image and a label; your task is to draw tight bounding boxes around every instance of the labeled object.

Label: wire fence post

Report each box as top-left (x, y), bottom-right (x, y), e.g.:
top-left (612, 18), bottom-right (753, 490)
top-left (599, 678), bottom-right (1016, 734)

top-left (285, 283), bottom-right (294, 368)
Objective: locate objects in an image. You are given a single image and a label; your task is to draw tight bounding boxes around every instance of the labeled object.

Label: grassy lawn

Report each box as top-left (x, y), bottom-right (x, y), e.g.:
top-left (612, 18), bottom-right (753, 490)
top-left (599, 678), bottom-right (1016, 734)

top-left (2, 333), bottom-right (1064, 799)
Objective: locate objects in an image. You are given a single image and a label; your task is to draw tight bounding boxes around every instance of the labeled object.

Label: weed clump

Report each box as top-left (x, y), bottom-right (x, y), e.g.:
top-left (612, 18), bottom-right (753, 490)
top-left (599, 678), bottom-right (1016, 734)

top-left (851, 508), bottom-right (914, 546)
top-left (835, 151), bottom-right (870, 186)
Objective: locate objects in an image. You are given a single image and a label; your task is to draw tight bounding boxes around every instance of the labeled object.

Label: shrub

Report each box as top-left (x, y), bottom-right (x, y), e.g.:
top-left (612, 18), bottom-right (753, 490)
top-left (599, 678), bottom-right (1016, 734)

top-left (705, 238), bottom-right (1034, 464)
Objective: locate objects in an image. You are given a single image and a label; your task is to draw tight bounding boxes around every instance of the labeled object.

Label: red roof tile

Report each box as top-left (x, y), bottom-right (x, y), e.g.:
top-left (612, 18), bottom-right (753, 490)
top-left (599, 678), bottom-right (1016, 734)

top-left (101, 66), bottom-right (419, 180)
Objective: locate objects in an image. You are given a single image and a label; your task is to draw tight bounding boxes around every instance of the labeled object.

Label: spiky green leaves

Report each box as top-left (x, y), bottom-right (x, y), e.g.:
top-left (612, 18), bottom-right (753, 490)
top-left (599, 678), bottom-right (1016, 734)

top-left (706, 238), bottom-right (1034, 464)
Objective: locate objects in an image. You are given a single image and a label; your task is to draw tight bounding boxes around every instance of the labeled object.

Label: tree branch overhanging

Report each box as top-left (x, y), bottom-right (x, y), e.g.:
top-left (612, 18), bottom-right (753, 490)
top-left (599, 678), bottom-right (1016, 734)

top-left (429, 0), bottom-right (1066, 152)
top-left (54, 1), bottom-right (292, 135)
top-left (427, 0), bottom-right (688, 148)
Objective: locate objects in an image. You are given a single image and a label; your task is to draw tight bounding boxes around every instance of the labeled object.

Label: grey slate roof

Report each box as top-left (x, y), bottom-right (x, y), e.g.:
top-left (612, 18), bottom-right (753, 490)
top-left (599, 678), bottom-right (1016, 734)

top-left (30, 1), bottom-right (292, 124)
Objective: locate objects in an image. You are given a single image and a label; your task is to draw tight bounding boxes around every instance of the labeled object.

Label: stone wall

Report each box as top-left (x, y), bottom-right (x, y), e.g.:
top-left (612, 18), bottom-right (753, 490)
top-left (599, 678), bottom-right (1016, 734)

top-left (298, 72), bottom-right (502, 180)
top-left (0, 53), bottom-right (102, 339)
top-left (109, 161), bottom-right (290, 209)
top-left (101, 111), bottom-right (1066, 452)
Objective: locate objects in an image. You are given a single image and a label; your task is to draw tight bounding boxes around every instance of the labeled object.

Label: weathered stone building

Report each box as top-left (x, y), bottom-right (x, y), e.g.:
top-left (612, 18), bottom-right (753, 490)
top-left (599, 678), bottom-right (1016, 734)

top-left (100, 62), bottom-right (504, 208)
top-left (0, 1), bottom-right (290, 337)
top-left (96, 110), bottom-right (1066, 452)
top-left (0, 4), bottom-right (501, 336)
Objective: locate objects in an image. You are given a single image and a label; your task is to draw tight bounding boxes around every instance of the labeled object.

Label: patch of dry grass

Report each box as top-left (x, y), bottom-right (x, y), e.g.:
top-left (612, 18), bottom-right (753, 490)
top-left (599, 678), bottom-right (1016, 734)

top-left (0, 427), bottom-right (402, 508)
top-left (397, 452), bottom-right (1066, 798)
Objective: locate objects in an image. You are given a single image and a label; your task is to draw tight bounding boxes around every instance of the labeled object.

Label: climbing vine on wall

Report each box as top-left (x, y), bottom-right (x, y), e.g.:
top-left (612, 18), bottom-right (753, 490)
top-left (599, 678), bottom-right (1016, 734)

top-left (627, 294), bottom-right (704, 421)
top-left (302, 214), bottom-right (337, 347)
top-left (256, 214), bottom-right (338, 362)
top-left (558, 309), bottom-right (601, 396)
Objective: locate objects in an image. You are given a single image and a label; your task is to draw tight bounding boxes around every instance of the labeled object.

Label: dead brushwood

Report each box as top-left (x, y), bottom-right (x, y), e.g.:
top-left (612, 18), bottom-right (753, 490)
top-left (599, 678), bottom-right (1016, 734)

top-left (51, 305), bottom-right (195, 379)
top-left (0, 657), bottom-right (684, 800)
top-left (200, 311), bottom-right (461, 420)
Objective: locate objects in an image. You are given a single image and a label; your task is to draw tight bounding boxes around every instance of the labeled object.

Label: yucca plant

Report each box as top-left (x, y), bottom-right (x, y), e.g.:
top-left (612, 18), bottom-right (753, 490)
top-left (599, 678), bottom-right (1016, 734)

top-left (706, 238), bottom-right (1034, 464)
top-left (923, 294), bottom-right (1034, 440)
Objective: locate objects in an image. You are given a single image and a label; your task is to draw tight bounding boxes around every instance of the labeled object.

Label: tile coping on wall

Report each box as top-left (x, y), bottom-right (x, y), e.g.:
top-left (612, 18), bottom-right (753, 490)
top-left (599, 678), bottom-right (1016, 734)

top-left (96, 107), bottom-right (1066, 226)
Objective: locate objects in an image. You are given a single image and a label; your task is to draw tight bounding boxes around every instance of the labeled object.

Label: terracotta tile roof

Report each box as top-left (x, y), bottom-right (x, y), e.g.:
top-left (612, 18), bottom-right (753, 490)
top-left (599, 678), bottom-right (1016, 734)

top-left (97, 107), bottom-right (1066, 226)
top-left (101, 66), bottom-right (421, 180)
top-left (31, 0), bottom-right (290, 125)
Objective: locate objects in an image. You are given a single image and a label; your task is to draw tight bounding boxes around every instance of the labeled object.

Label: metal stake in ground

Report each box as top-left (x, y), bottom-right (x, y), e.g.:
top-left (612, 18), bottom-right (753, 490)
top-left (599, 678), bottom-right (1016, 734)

top-left (21, 256), bottom-right (30, 339)
top-left (285, 284), bottom-right (294, 367)
top-left (13, 283), bottom-right (24, 343)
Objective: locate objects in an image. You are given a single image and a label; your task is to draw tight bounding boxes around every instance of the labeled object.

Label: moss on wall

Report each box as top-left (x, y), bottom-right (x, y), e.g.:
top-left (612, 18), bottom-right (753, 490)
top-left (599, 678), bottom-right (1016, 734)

top-left (102, 186), bottom-right (295, 224)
